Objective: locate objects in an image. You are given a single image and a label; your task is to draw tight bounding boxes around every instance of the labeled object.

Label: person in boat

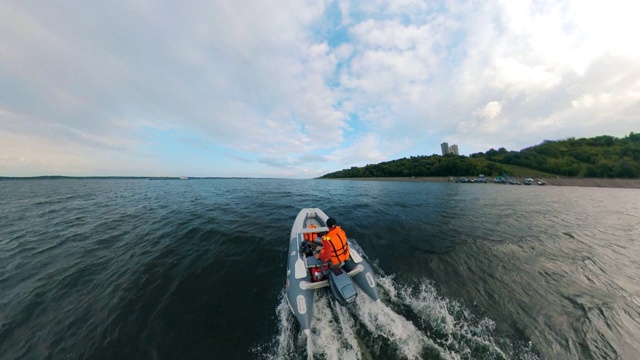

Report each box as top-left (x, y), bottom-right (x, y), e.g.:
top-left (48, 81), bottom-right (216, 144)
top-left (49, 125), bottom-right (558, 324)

top-left (314, 217), bottom-right (350, 268)
top-left (299, 224), bottom-right (319, 257)
top-left (303, 223), bottom-right (318, 241)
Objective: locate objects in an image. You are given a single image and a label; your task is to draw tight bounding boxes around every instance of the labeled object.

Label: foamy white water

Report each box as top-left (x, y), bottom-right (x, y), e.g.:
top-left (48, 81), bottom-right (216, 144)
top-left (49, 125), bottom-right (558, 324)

top-left (255, 238), bottom-right (538, 359)
top-left (260, 266), bottom-right (534, 359)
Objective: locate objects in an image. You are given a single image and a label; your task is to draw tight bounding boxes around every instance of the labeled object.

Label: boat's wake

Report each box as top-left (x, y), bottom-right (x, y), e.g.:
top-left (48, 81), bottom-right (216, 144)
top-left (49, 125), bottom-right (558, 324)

top-left (254, 248), bottom-right (539, 359)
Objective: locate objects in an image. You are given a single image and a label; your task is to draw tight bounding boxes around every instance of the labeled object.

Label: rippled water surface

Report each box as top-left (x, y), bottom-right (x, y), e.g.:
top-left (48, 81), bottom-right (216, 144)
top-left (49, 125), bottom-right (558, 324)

top-left (1, 178), bottom-right (639, 359)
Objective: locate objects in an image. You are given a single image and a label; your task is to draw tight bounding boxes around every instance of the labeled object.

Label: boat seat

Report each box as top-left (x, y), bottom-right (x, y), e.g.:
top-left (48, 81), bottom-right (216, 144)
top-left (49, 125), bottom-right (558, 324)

top-left (305, 256), bottom-right (324, 268)
top-left (306, 256), bottom-right (343, 269)
top-left (301, 227), bottom-right (328, 234)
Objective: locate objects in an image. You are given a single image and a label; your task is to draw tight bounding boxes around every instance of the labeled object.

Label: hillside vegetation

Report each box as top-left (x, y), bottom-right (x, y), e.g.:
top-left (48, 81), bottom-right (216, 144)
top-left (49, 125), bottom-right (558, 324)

top-left (320, 133), bottom-right (640, 179)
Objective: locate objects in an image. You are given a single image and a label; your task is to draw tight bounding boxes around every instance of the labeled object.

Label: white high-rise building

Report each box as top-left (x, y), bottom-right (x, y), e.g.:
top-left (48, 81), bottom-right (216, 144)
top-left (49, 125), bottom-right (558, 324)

top-left (449, 144), bottom-right (459, 155)
top-left (441, 142), bottom-right (449, 155)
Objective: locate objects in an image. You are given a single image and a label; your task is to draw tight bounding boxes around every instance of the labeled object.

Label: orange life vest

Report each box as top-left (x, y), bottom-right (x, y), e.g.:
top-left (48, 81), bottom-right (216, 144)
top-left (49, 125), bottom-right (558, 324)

top-left (319, 226), bottom-right (350, 265)
top-left (303, 224), bottom-right (317, 241)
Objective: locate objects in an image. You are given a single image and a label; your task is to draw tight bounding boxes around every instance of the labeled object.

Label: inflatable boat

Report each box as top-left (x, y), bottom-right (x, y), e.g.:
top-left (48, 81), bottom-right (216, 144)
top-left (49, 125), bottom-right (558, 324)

top-left (286, 208), bottom-right (379, 335)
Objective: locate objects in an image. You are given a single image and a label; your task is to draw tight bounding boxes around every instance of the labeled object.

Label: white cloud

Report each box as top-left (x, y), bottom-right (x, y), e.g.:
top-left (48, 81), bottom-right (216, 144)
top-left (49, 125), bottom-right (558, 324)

top-left (328, 133), bottom-right (387, 166)
top-left (475, 101), bottom-right (503, 120)
top-left (491, 57), bottom-right (561, 95)
top-left (1, 0), bottom-right (639, 177)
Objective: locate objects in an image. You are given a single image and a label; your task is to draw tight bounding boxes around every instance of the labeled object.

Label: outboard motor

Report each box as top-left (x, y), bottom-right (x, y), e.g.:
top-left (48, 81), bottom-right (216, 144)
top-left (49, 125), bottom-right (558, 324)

top-left (328, 266), bottom-right (357, 306)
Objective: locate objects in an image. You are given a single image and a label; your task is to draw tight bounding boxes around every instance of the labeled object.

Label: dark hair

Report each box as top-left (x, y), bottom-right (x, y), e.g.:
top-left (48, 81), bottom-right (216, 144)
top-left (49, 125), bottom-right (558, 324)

top-left (326, 217), bottom-right (337, 227)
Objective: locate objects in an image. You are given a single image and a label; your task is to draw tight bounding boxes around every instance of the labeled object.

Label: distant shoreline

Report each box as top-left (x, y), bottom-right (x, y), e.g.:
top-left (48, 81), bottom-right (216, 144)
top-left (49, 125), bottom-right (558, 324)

top-left (322, 177), bottom-right (640, 189)
top-left (0, 176), bottom-right (257, 180)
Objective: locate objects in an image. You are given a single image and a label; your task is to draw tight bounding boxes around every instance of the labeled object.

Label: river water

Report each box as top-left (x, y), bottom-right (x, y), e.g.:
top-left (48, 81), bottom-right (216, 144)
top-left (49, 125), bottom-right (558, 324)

top-left (0, 178), bottom-right (638, 359)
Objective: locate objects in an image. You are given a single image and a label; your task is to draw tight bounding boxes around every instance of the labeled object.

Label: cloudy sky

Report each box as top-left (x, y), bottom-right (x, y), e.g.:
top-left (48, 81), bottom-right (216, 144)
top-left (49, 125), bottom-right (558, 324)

top-left (1, 0), bottom-right (638, 178)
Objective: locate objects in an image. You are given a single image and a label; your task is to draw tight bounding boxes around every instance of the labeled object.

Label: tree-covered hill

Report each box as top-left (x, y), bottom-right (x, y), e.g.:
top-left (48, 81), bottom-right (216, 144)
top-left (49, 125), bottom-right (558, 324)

top-left (320, 132), bottom-right (640, 179)
top-left (320, 154), bottom-right (506, 178)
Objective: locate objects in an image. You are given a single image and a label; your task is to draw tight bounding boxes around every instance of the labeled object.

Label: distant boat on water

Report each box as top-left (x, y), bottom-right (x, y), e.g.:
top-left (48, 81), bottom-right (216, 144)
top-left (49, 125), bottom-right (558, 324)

top-left (179, 176), bottom-right (189, 180)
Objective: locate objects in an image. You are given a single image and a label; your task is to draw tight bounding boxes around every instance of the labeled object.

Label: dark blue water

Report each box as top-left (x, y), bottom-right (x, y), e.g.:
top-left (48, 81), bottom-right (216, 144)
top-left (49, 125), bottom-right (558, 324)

top-left (1, 179), bottom-right (639, 359)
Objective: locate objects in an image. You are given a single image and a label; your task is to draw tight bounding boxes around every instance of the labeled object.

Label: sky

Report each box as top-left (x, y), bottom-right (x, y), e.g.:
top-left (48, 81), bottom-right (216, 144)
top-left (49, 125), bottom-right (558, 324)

top-left (1, 0), bottom-right (639, 178)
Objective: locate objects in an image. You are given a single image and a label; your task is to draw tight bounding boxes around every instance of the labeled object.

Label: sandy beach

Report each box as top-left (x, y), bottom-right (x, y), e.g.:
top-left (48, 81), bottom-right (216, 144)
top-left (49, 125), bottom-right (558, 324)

top-left (325, 177), bottom-right (640, 189)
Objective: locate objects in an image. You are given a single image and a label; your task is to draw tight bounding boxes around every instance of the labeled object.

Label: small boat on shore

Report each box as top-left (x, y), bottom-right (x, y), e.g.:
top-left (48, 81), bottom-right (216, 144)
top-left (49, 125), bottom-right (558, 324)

top-left (286, 208), bottom-right (379, 335)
